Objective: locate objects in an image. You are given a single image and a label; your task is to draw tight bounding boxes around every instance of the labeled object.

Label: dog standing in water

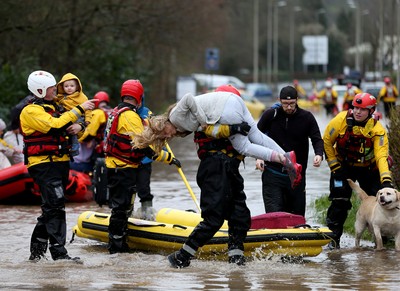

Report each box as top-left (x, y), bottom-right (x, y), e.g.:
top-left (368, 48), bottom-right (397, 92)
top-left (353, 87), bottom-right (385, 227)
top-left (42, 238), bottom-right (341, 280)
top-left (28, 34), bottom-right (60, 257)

top-left (348, 179), bottom-right (400, 251)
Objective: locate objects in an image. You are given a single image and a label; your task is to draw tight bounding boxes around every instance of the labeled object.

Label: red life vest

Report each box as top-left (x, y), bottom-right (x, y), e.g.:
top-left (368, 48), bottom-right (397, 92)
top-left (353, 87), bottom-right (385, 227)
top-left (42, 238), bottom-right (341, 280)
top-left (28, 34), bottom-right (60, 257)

top-left (103, 105), bottom-right (147, 164)
top-left (22, 104), bottom-right (72, 159)
top-left (336, 111), bottom-right (375, 165)
top-left (193, 131), bottom-right (240, 160)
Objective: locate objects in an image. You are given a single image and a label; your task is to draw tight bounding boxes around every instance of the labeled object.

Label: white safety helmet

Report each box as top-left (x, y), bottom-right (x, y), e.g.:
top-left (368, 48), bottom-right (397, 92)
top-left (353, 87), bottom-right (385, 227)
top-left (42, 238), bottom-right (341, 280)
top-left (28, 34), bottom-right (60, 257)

top-left (27, 70), bottom-right (56, 98)
top-left (325, 80), bottom-right (333, 88)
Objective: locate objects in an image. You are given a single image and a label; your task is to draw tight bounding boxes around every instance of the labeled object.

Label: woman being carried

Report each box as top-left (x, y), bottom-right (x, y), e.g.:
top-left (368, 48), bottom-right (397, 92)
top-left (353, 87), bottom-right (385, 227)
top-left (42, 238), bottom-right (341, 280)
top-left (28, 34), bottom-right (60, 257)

top-left (133, 85), bottom-right (302, 188)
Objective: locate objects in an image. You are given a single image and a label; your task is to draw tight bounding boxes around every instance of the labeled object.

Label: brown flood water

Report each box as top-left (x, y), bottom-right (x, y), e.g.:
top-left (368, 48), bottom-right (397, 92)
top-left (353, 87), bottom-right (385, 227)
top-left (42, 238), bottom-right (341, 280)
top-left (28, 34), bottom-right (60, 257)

top-left (1, 111), bottom-right (399, 290)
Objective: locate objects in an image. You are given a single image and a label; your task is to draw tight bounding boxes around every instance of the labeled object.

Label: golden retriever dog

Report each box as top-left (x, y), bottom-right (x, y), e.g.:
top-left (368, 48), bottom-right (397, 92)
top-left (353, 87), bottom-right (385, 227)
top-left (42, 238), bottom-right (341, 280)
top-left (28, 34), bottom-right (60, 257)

top-left (347, 179), bottom-right (400, 251)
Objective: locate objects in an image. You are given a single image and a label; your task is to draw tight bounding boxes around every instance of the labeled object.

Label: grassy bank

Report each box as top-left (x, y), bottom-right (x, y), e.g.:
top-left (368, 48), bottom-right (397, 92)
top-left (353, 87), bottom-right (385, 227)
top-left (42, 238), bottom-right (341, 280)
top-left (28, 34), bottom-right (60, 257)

top-left (310, 194), bottom-right (373, 241)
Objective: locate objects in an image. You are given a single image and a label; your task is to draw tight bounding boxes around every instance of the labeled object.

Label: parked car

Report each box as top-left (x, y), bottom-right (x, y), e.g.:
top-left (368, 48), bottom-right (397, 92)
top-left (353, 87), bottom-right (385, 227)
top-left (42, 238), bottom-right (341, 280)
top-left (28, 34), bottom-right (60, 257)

top-left (191, 73), bottom-right (246, 92)
top-left (246, 82), bottom-right (273, 99)
top-left (176, 73), bottom-right (265, 119)
top-left (362, 82), bottom-right (385, 98)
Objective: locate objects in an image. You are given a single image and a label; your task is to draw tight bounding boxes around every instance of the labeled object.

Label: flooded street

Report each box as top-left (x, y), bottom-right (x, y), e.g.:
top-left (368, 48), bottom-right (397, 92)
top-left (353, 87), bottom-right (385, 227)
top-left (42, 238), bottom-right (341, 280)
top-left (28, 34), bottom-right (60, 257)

top-left (1, 111), bottom-right (399, 290)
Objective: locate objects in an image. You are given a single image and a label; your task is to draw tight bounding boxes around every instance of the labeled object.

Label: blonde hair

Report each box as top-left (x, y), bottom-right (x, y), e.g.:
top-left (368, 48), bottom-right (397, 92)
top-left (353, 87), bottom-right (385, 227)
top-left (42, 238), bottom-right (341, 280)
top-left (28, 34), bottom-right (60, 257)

top-left (131, 114), bottom-right (170, 153)
top-left (132, 104), bottom-right (191, 153)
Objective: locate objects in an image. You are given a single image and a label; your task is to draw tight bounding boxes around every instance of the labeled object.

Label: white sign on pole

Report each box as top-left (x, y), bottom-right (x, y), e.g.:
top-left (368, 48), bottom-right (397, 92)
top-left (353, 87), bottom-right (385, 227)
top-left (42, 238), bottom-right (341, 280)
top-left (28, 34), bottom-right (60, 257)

top-left (176, 76), bottom-right (197, 101)
top-left (302, 35), bottom-right (329, 65)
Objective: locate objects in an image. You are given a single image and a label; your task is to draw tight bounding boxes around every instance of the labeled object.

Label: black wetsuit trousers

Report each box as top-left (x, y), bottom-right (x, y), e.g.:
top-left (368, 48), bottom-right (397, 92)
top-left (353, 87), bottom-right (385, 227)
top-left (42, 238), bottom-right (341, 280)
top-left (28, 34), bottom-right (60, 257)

top-left (185, 153), bottom-right (251, 252)
top-left (28, 161), bottom-right (70, 260)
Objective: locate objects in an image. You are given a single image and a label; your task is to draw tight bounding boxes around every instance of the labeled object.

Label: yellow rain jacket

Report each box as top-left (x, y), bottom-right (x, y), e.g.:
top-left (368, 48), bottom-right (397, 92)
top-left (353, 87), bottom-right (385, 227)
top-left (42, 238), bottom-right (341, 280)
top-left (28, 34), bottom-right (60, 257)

top-left (56, 73), bottom-right (91, 124)
top-left (79, 108), bottom-right (108, 142)
top-left (20, 101), bottom-right (84, 167)
top-left (318, 88), bottom-right (338, 105)
top-left (105, 107), bottom-right (173, 169)
top-left (378, 84), bottom-right (398, 103)
top-left (323, 111), bottom-right (392, 183)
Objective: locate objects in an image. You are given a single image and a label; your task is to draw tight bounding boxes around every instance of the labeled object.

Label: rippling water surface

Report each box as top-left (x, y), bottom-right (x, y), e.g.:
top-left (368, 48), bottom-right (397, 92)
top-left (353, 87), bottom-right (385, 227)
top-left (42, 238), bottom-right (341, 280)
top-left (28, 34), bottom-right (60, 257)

top-left (1, 111), bottom-right (399, 290)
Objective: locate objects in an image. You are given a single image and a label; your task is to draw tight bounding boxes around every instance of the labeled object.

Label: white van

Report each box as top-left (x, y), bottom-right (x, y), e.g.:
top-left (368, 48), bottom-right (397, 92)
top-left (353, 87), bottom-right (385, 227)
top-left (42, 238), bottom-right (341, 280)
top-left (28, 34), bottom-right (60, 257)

top-left (176, 73), bottom-right (246, 100)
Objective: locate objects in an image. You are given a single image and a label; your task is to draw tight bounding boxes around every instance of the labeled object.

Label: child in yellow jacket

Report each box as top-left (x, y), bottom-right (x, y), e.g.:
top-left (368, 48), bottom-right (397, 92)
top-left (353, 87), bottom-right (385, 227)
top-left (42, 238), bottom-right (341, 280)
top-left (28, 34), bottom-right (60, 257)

top-left (56, 73), bottom-right (91, 156)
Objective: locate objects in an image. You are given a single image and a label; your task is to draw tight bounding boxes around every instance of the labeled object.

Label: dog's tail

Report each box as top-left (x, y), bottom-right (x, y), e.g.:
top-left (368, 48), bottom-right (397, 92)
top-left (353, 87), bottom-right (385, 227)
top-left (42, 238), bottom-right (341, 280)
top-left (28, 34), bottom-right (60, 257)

top-left (347, 179), bottom-right (369, 200)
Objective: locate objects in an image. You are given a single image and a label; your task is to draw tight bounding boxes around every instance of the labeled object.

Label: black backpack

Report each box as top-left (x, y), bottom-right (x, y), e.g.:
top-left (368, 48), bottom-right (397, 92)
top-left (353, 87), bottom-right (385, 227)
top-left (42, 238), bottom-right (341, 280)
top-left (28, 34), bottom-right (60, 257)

top-left (9, 94), bottom-right (34, 130)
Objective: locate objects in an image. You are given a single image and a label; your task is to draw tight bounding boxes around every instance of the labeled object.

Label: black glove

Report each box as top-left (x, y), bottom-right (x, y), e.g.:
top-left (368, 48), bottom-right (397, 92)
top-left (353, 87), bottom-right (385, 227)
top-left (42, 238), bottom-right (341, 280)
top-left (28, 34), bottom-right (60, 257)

top-left (229, 122), bottom-right (251, 136)
top-left (169, 157), bottom-right (181, 168)
top-left (381, 180), bottom-right (394, 189)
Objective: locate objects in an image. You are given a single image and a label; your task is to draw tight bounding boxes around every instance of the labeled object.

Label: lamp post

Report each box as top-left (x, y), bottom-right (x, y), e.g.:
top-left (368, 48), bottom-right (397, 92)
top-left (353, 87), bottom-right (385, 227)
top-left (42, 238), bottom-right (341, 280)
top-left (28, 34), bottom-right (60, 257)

top-left (355, 0), bottom-right (361, 71)
top-left (253, 0), bottom-right (259, 83)
top-left (273, 0), bottom-right (286, 84)
top-left (315, 8), bottom-right (325, 74)
top-left (266, 1), bottom-right (273, 84)
top-left (290, 6), bottom-right (302, 77)
top-left (359, 9), bottom-right (369, 72)
top-left (378, 1), bottom-right (384, 75)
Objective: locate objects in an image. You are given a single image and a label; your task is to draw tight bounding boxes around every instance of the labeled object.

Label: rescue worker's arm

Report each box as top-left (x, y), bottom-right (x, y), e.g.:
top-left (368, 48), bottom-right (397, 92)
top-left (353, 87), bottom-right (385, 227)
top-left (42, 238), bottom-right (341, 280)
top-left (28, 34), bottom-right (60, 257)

top-left (298, 86), bottom-right (307, 97)
top-left (151, 148), bottom-right (181, 167)
top-left (203, 122), bottom-right (251, 138)
top-left (317, 89), bottom-right (325, 99)
top-left (123, 110), bottom-right (182, 167)
top-left (0, 140), bottom-right (15, 157)
top-left (79, 109), bottom-right (106, 142)
top-left (20, 103), bottom-right (84, 135)
top-left (393, 85), bottom-right (399, 97)
top-left (323, 115), bottom-right (343, 172)
top-left (372, 125), bottom-right (393, 185)
top-left (332, 90), bottom-right (339, 102)
top-left (377, 87), bottom-right (386, 104)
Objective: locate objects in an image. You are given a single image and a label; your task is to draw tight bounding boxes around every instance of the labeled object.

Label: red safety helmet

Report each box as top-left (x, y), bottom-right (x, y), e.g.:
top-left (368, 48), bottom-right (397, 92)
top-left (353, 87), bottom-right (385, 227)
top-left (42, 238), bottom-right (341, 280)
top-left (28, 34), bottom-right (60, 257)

top-left (215, 84), bottom-right (241, 97)
top-left (352, 93), bottom-right (377, 110)
top-left (93, 91), bottom-right (110, 108)
top-left (384, 77), bottom-right (391, 84)
top-left (120, 79), bottom-right (144, 103)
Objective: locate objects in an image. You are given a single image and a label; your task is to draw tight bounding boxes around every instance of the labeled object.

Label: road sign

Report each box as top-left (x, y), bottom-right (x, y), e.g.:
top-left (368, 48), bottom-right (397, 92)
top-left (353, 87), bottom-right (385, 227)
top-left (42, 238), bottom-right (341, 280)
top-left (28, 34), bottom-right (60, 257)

top-left (302, 35), bottom-right (328, 65)
top-left (205, 48), bottom-right (219, 70)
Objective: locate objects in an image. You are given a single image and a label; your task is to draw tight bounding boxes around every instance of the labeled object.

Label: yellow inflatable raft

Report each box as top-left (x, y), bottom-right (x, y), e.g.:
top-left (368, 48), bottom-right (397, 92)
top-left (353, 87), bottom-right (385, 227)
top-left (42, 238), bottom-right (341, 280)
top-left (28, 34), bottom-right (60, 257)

top-left (72, 208), bottom-right (333, 259)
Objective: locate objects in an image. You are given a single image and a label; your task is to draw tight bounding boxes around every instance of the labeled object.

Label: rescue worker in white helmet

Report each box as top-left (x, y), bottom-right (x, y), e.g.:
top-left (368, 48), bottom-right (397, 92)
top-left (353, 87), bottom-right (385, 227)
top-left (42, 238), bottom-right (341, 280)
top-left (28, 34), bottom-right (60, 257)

top-left (323, 92), bottom-right (393, 250)
top-left (20, 70), bottom-right (95, 262)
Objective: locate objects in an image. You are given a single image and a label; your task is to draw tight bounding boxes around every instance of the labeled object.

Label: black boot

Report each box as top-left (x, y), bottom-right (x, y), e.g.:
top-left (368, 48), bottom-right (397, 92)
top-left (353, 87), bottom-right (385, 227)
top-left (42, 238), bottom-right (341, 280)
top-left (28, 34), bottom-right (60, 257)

top-left (328, 239), bottom-right (340, 250)
top-left (168, 249), bottom-right (192, 268)
top-left (228, 254), bottom-right (246, 266)
top-left (29, 241), bottom-right (48, 262)
top-left (326, 223), bottom-right (342, 250)
top-left (108, 234), bottom-right (130, 254)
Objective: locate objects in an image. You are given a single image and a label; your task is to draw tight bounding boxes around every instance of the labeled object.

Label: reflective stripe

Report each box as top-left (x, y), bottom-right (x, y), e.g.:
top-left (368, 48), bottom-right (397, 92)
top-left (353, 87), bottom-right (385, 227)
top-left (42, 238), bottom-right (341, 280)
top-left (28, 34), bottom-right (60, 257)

top-left (182, 244), bottom-right (196, 256)
top-left (211, 124), bottom-right (221, 137)
top-left (111, 234), bottom-right (124, 240)
top-left (228, 248), bottom-right (244, 256)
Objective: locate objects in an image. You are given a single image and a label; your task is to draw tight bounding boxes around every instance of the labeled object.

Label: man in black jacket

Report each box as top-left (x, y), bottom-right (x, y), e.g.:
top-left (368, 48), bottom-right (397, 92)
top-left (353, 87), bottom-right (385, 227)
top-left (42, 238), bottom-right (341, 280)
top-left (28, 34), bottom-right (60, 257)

top-left (256, 86), bottom-right (324, 216)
